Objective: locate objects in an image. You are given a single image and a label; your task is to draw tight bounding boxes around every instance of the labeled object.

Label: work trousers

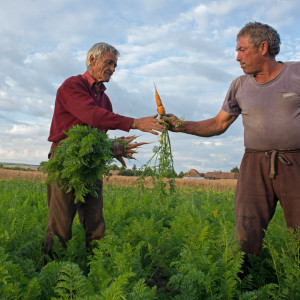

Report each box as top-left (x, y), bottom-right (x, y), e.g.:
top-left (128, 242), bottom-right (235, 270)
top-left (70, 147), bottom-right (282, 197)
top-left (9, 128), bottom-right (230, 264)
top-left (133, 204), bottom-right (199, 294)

top-left (235, 148), bottom-right (300, 255)
top-left (43, 179), bottom-right (105, 254)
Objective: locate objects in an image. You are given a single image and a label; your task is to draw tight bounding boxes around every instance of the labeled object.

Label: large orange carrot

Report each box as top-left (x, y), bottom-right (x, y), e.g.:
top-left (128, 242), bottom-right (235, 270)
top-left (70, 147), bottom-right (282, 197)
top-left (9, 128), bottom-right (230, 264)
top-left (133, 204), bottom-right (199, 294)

top-left (154, 84), bottom-right (165, 116)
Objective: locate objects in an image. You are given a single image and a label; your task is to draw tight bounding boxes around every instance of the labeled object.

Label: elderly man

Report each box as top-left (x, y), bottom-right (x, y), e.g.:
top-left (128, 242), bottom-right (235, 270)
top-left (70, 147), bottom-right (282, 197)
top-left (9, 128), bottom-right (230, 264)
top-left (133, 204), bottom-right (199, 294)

top-left (170, 22), bottom-right (300, 273)
top-left (43, 42), bottom-right (164, 255)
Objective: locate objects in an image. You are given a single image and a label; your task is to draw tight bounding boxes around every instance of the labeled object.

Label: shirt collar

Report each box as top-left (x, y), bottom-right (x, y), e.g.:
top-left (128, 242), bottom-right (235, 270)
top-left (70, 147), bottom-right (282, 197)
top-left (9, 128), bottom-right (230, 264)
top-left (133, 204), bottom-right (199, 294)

top-left (83, 71), bottom-right (106, 92)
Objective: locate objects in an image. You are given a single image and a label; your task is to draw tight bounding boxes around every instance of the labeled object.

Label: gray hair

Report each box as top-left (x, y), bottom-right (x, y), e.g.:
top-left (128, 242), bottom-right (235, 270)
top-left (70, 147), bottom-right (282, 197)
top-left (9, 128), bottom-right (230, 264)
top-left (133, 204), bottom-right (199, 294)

top-left (237, 22), bottom-right (281, 57)
top-left (86, 43), bottom-right (120, 69)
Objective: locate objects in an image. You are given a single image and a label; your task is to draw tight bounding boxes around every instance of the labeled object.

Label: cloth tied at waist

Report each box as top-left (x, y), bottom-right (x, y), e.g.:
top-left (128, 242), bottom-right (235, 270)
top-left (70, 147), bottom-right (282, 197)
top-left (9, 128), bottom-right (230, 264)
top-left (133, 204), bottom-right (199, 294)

top-left (265, 150), bottom-right (292, 179)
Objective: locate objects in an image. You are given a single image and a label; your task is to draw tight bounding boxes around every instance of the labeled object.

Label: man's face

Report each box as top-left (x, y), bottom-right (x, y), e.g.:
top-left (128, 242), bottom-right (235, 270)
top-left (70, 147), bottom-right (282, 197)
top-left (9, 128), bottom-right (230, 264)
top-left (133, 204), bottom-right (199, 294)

top-left (89, 51), bottom-right (118, 82)
top-left (236, 35), bottom-right (263, 75)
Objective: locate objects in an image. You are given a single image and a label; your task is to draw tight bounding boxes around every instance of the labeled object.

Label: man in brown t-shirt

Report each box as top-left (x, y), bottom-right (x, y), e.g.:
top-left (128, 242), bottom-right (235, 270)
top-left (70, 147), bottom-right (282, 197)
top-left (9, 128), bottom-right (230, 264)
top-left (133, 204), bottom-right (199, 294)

top-left (169, 22), bottom-right (300, 275)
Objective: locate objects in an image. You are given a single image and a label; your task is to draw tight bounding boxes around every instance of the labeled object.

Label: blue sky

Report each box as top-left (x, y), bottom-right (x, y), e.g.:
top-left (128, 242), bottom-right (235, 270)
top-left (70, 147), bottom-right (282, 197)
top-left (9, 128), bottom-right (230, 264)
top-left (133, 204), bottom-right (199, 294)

top-left (1, 0), bottom-right (300, 173)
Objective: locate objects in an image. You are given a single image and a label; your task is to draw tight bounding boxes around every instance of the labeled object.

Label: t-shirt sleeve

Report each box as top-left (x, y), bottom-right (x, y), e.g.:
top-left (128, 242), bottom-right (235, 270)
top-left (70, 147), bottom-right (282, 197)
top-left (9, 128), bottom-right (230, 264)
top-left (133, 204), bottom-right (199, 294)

top-left (222, 79), bottom-right (241, 115)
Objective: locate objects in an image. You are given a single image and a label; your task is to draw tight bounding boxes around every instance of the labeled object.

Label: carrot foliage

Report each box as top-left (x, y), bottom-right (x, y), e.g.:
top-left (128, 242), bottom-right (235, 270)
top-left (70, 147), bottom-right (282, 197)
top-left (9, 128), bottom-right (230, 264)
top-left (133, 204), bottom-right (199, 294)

top-left (140, 122), bottom-right (176, 196)
top-left (43, 125), bottom-right (118, 203)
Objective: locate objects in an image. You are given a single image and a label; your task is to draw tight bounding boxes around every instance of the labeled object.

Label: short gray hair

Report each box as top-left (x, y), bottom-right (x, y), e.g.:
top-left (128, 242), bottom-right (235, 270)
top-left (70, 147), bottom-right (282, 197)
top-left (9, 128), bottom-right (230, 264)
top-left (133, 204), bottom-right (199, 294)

top-left (86, 43), bottom-right (120, 69)
top-left (237, 22), bottom-right (281, 57)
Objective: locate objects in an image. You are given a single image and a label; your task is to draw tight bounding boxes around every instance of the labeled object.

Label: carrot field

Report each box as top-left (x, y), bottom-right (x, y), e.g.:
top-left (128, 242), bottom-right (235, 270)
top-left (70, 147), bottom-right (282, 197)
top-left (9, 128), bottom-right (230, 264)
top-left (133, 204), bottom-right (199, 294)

top-left (0, 177), bottom-right (299, 299)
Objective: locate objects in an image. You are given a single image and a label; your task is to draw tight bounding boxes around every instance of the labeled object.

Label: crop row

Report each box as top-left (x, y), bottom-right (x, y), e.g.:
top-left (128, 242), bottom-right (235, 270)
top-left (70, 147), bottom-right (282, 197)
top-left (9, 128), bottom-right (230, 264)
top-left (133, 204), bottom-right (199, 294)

top-left (0, 179), bottom-right (299, 299)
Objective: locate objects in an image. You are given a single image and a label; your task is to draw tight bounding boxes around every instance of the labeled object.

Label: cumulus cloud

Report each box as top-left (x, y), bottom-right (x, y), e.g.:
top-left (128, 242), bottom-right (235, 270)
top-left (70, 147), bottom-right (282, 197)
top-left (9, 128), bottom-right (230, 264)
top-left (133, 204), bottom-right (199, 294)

top-left (0, 0), bottom-right (299, 171)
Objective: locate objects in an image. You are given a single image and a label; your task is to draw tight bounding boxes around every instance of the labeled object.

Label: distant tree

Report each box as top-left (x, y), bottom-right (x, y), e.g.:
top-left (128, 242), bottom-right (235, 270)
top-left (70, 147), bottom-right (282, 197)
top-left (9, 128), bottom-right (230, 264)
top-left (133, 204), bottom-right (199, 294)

top-left (143, 166), bottom-right (153, 177)
top-left (231, 166), bottom-right (240, 173)
top-left (118, 168), bottom-right (135, 176)
top-left (108, 164), bottom-right (120, 170)
top-left (177, 171), bottom-right (185, 178)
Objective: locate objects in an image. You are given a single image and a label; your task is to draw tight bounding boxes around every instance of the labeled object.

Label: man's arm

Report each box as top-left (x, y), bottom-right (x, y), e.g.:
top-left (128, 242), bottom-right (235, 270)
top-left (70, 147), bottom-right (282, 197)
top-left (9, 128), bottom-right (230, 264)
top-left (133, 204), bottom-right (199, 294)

top-left (170, 109), bottom-right (238, 137)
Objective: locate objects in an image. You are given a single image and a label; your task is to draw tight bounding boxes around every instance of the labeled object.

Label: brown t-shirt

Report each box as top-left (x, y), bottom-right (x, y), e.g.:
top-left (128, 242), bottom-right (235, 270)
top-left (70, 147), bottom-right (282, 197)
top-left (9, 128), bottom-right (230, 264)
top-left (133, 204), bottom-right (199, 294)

top-left (222, 61), bottom-right (300, 150)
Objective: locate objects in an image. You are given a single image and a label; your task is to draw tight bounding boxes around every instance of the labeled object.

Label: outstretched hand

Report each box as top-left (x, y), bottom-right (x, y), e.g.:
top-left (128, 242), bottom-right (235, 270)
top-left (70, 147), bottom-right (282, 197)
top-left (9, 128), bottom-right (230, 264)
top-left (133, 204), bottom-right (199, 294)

top-left (131, 115), bottom-right (165, 135)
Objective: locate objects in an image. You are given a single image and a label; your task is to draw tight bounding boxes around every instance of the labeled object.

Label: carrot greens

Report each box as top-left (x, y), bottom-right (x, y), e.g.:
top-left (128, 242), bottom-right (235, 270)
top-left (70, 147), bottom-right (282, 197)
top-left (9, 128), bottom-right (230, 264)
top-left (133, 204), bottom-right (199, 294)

top-left (43, 125), bottom-right (119, 203)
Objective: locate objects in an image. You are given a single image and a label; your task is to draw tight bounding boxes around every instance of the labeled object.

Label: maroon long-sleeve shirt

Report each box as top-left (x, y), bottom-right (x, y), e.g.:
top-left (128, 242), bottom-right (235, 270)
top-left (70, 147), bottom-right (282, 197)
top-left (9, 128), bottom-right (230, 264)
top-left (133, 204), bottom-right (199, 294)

top-left (48, 71), bottom-right (133, 150)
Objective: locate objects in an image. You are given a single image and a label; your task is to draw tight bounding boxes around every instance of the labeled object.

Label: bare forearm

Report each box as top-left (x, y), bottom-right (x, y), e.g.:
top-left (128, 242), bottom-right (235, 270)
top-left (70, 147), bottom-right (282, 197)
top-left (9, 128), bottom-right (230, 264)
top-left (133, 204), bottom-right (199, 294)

top-left (172, 110), bottom-right (238, 137)
top-left (174, 119), bottom-right (225, 137)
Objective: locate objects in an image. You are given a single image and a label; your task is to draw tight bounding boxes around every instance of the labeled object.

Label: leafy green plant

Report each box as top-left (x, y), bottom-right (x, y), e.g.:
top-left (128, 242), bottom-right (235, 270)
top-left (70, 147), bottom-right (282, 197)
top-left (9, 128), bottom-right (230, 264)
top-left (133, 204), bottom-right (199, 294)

top-left (1, 179), bottom-right (299, 299)
top-left (43, 125), bottom-right (118, 203)
top-left (52, 262), bottom-right (93, 299)
top-left (263, 227), bottom-right (300, 299)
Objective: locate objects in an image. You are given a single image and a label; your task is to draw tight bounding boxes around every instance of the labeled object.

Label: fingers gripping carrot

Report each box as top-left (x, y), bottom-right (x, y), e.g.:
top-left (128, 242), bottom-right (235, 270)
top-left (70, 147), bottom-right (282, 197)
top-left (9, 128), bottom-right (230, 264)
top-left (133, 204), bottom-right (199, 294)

top-left (154, 84), bottom-right (165, 116)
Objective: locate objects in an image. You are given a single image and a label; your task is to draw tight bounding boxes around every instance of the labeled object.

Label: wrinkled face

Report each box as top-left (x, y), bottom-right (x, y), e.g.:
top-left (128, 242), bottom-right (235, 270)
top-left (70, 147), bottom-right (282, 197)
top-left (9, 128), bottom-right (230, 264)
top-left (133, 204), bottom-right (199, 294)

top-left (88, 51), bottom-right (118, 82)
top-left (236, 35), bottom-right (263, 75)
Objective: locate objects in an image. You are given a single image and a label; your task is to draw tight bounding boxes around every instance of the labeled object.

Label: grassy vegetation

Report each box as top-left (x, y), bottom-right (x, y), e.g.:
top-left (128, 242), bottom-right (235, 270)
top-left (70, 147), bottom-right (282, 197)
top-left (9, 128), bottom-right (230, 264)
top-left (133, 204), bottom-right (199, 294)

top-left (0, 179), bottom-right (299, 299)
top-left (0, 163), bottom-right (39, 171)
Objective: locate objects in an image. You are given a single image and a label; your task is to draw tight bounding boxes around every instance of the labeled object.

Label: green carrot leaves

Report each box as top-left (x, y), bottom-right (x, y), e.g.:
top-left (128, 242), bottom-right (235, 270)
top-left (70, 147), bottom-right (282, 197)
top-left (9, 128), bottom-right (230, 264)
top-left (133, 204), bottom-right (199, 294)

top-left (43, 125), bottom-right (116, 203)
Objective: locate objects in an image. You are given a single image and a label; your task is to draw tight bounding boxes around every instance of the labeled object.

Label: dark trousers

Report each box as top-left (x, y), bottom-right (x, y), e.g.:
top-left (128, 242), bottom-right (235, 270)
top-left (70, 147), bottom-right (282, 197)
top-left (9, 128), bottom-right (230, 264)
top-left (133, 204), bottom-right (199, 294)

top-left (235, 149), bottom-right (300, 255)
top-left (43, 180), bottom-right (105, 254)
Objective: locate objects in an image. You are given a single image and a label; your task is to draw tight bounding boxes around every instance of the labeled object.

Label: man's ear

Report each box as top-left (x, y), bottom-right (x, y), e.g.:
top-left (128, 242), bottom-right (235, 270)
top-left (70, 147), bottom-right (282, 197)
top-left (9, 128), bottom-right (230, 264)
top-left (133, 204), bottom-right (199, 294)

top-left (89, 55), bottom-right (95, 66)
top-left (259, 41), bottom-right (268, 56)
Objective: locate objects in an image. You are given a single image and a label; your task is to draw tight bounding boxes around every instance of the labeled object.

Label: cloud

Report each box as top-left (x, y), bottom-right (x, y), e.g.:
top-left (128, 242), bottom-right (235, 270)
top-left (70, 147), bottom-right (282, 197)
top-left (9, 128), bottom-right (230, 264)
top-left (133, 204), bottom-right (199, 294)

top-left (0, 0), bottom-right (299, 172)
top-left (0, 121), bottom-right (50, 164)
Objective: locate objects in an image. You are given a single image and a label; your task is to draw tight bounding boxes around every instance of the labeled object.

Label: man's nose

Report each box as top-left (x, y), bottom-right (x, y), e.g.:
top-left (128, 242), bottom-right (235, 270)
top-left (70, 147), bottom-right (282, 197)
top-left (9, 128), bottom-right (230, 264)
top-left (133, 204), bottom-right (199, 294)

top-left (110, 65), bottom-right (116, 72)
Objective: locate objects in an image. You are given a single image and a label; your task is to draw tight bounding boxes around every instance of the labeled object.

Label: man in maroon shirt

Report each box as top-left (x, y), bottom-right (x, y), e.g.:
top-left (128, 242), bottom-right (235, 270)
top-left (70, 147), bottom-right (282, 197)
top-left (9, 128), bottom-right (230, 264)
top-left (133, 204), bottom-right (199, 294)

top-left (43, 42), bottom-right (164, 255)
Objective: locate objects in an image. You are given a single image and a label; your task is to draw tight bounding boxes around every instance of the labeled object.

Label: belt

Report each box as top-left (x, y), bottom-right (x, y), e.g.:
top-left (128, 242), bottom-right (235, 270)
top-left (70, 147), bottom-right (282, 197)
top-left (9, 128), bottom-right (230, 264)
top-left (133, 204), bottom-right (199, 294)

top-left (265, 150), bottom-right (292, 179)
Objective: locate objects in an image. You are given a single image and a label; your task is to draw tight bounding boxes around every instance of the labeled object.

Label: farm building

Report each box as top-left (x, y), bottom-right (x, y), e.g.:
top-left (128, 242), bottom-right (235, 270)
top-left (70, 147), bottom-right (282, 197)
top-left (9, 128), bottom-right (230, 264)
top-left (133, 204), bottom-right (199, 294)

top-left (204, 171), bottom-right (239, 180)
top-left (183, 169), bottom-right (204, 178)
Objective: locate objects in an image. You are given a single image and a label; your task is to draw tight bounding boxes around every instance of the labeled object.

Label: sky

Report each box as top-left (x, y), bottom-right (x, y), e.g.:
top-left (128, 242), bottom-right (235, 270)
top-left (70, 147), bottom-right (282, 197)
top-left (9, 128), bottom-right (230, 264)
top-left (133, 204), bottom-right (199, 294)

top-left (1, 0), bottom-right (300, 173)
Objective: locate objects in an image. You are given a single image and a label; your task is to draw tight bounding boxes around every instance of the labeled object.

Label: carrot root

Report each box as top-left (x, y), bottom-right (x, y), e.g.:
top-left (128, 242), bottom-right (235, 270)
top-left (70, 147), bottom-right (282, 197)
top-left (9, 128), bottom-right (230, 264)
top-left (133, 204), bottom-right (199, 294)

top-left (154, 83), bottom-right (165, 116)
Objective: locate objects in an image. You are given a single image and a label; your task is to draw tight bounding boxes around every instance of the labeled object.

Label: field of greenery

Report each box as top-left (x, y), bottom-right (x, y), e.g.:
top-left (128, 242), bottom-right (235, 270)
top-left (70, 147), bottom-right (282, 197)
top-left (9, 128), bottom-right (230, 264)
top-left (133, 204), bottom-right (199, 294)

top-left (0, 179), bottom-right (299, 299)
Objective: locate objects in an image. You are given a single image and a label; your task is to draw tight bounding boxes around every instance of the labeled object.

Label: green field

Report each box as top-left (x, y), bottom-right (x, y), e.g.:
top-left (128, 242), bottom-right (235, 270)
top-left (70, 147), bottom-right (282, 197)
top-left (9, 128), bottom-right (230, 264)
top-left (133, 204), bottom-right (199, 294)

top-left (0, 179), bottom-right (299, 299)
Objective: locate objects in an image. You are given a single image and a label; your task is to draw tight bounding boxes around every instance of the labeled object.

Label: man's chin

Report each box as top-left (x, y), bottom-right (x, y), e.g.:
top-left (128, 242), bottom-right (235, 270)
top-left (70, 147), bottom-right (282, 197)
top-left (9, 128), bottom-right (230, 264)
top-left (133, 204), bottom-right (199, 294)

top-left (241, 68), bottom-right (251, 75)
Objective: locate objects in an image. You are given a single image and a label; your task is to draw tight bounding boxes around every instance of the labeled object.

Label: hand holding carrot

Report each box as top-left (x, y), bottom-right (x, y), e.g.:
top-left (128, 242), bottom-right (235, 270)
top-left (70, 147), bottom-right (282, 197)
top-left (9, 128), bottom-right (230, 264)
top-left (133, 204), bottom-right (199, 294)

top-left (131, 115), bottom-right (164, 135)
top-left (165, 114), bottom-right (185, 132)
